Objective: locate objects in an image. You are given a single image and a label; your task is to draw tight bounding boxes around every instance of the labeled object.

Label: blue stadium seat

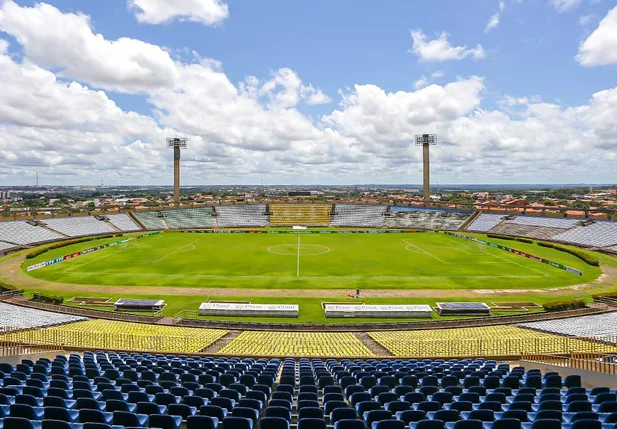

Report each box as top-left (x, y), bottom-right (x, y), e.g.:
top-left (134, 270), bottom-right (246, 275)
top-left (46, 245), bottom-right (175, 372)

top-left (200, 405), bottom-right (228, 421)
top-left (297, 418), bottom-right (327, 429)
top-left (148, 413), bottom-right (182, 429)
top-left (452, 420), bottom-right (482, 429)
top-left (112, 410), bottom-right (148, 427)
top-left (409, 420), bottom-right (444, 429)
top-left (1, 417), bottom-right (42, 429)
top-left (43, 407), bottom-right (79, 422)
top-left (222, 416), bottom-right (253, 429)
top-left (492, 418), bottom-right (521, 429)
top-left (260, 417), bottom-right (290, 429)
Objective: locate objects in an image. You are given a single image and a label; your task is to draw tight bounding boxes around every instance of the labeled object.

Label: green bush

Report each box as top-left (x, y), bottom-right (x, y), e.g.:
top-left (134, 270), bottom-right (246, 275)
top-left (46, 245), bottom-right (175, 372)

top-left (543, 299), bottom-right (586, 312)
top-left (31, 292), bottom-right (63, 305)
top-left (487, 234), bottom-right (515, 241)
top-left (25, 248), bottom-right (48, 259)
top-left (486, 234), bottom-right (533, 244)
top-left (0, 280), bottom-right (16, 291)
top-left (592, 291), bottom-right (617, 299)
top-left (25, 235), bottom-right (116, 259)
top-left (538, 242), bottom-right (599, 266)
top-left (516, 238), bottom-right (534, 244)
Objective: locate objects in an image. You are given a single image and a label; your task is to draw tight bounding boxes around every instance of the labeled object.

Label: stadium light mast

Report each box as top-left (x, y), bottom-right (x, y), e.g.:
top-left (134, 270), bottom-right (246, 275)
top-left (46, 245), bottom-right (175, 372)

top-left (415, 134), bottom-right (437, 205)
top-left (167, 137), bottom-right (187, 207)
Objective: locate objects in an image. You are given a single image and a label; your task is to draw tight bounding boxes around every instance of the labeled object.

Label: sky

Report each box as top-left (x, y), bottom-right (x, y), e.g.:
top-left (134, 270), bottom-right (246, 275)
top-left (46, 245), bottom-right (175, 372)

top-left (0, 0), bottom-right (616, 186)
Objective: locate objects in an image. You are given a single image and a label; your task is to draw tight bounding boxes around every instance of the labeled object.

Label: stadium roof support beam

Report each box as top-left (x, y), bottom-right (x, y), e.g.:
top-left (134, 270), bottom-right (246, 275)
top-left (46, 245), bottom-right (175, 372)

top-left (415, 134), bottom-right (437, 205)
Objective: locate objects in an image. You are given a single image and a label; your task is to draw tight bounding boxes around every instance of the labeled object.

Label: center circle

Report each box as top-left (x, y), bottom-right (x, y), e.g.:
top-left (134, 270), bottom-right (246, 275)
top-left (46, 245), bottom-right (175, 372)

top-left (267, 244), bottom-right (331, 256)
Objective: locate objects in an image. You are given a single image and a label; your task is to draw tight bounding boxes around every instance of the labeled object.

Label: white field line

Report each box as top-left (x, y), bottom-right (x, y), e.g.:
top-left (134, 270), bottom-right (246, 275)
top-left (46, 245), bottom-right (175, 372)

top-left (440, 235), bottom-right (474, 255)
top-left (155, 239), bottom-right (200, 263)
top-left (402, 239), bottom-right (447, 264)
top-left (296, 235), bottom-right (300, 278)
top-left (485, 247), bottom-right (551, 277)
top-left (59, 271), bottom-right (545, 280)
top-left (63, 245), bottom-right (130, 272)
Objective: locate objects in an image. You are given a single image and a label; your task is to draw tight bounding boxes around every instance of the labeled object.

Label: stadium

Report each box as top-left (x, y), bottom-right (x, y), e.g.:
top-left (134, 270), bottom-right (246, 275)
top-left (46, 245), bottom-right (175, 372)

top-left (2, 0), bottom-right (617, 428)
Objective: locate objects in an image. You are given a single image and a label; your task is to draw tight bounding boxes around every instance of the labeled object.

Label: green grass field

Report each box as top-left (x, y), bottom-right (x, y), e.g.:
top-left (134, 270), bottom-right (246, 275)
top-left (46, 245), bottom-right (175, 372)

top-left (23, 231), bottom-right (601, 290)
top-left (12, 230), bottom-right (613, 323)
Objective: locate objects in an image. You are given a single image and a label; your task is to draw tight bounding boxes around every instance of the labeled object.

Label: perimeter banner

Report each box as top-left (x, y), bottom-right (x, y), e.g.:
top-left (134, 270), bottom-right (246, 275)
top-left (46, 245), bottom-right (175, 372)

top-left (444, 231), bottom-right (583, 276)
top-left (26, 238), bottom-right (132, 272)
top-left (138, 231), bottom-right (162, 239)
top-left (181, 229), bottom-right (411, 234)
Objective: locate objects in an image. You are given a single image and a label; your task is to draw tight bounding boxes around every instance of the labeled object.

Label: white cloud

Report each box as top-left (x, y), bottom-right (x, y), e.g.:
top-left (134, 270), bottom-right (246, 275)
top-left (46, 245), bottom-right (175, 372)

top-left (0, 53), bottom-right (160, 134)
top-left (414, 71), bottom-right (445, 89)
top-left (413, 76), bottom-right (429, 90)
top-left (258, 68), bottom-right (331, 108)
top-left (409, 30), bottom-right (485, 62)
top-left (551, 0), bottom-right (583, 12)
top-left (1, 2), bottom-right (617, 185)
top-left (576, 6), bottom-right (617, 66)
top-left (0, 50), bottom-right (170, 181)
top-left (0, 1), bottom-right (179, 93)
top-left (578, 14), bottom-right (595, 26)
top-left (485, 13), bottom-right (500, 32)
top-left (323, 77), bottom-right (486, 148)
top-left (128, 0), bottom-right (229, 25)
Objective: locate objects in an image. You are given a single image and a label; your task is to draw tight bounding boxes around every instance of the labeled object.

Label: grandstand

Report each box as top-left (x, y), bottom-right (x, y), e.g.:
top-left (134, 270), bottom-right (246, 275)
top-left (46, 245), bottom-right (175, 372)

top-left (487, 223), bottom-right (569, 241)
top-left (386, 208), bottom-right (470, 230)
top-left (0, 348), bottom-right (612, 429)
top-left (0, 220), bottom-right (64, 245)
top-left (105, 214), bottom-right (142, 232)
top-left (508, 216), bottom-right (580, 229)
top-left (331, 205), bottom-right (386, 228)
top-left (0, 240), bottom-right (16, 253)
top-left (162, 208), bottom-right (215, 229)
top-left (466, 214), bottom-right (505, 232)
top-left (5, 320), bottom-right (228, 354)
top-left (218, 332), bottom-right (374, 358)
top-left (43, 217), bottom-right (116, 237)
top-left (0, 302), bottom-right (87, 330)
top-left (368, 326), bottom-right (616, 357)
top-left (269, 204), bottom-right (332, 227)
top-left (216, 205), bottom-right (268, 227)
top-left (553, 221), bottom-right (617, 248)
top-left (518, 312), bottom-right (617, 341)
top-left (132, 211), bottom-right (169, 230)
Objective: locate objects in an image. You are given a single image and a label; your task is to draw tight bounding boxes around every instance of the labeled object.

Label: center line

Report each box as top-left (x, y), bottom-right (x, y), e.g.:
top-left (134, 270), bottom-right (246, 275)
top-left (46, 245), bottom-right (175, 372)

top-left (296, 235), bottom-right (300, 278)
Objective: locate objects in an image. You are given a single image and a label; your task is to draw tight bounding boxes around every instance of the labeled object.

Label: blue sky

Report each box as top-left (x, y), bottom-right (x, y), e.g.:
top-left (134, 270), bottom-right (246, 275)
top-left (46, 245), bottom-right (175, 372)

top-left (0, 0), bottom-right (616, 185)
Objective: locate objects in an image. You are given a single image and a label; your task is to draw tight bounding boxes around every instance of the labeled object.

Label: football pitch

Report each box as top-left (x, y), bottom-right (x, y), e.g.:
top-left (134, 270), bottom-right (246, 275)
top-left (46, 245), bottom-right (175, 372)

top-left (23, 231), bottom-right (600, 290)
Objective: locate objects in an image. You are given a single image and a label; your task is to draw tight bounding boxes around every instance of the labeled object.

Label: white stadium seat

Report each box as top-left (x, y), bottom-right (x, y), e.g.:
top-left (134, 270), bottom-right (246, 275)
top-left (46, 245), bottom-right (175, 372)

top-left (331, 205), bottom-right (386, 227)
top-left (0, 221), bottom-right (64, 245)
top-left (0, 302), bottom-right (87, 330)
top-left (44, 217), bottom-right (116, 237)
top-left (106, 214), bottom-right (142, 231)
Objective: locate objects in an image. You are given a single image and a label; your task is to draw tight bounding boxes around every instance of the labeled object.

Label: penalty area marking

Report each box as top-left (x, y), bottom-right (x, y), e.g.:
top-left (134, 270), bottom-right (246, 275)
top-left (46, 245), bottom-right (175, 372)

top-left (155, 239), bottom-right (199, 263)
top-left (402, 239), bottom-right (447, 264)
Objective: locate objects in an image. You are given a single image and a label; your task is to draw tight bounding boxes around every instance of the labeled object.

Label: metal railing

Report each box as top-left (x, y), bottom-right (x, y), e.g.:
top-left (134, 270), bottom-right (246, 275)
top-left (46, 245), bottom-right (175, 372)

top-left (523, 352), bottom-right (617, 376)
top-left (0, 333), bottom-right (61, 357)
top-left (3, 325), bottom-right (617, 358)
top-left (172, 307), bottom-right (605, 332)
top-left (2, 298), bottom-right (163, 324)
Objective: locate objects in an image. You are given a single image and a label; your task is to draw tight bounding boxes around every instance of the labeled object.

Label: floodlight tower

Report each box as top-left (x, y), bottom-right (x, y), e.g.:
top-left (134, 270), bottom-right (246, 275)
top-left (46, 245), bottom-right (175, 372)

top-left (167, 137), bottom-right (187, 207)
top-left (415, 134), bottom-right (437, 205)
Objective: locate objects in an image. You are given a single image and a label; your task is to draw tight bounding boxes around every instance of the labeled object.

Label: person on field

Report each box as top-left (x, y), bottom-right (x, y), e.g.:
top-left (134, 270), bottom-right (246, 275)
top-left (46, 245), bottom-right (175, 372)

top-left (355, 288), bottom-right (360, 299)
